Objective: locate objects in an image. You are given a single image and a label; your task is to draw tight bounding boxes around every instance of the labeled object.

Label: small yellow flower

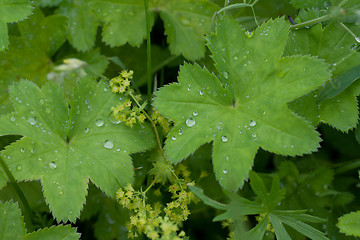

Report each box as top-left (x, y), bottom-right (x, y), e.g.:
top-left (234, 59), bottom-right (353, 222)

top-left (124, 99), bottom-right (132, 107)
top-left (121, 70), bottom-right (134, 79)
top-left (137, 113), bottom-right (146, 123)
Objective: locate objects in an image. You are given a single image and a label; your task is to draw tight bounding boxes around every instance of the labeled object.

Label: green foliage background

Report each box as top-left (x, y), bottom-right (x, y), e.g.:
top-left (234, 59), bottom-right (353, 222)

top-left (0, 0), bottom-right (360, 239)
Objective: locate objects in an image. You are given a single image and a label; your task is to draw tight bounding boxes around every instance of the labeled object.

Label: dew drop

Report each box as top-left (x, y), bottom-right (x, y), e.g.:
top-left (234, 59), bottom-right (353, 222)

top-left (172, 136), bottom-right (176, 141)
top-left (199, 90), bottom-right (204, 96)
top-left (223, 169), bottom-right (228, 174)
top-left (290, 145), bottom-right (294, 148)
top-left (178, 128), bottom-right (184, 135)
top-left (10, 116), bottom-right (16, 122)
top-left (95, 119), bottom-right (104, 127)
top-left (249, 120), bottom-right (256, 127)
top-left (233, 56), bottom-right (238, 61)
top-left (186, 118), bottom-right (196, 127)
top-left (222, 72), bottom-right (229, 79)
top-left (39, 99), bottom-right (44, 105)
top-left (27, 117), bottom-right (37, 125)
top-left (31, 148), bottom-right (36, 153)
top-left (104, 140), bottom-right (114, 149)
top-left (193, 111), bottom-right (198, 116)
top-left (20, 148), bottom-right (25, 153)
top-left (49, 162), bottom-right (57, 169)
top-left (221, 136), bottom-right (228, 142)
top-left (84, 128), bottom-right (89, 133)
top-left (252, 133), bottom-right (257, 138)
top-left (16, 165), bottom-right (22, 171)
top-left (59, 191), bottom-right (63, 195)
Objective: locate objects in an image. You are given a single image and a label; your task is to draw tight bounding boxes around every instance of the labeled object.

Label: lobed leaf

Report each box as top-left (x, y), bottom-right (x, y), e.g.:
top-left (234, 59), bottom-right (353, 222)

top-left (0, 0), bottom-right (34, 51)
top-left (0, 8), bottom-right (67, 115)
top-left (0, 77), bottom-right (155, 222)
top-left (285, 23), bottom-right (360, 132)
top-left (154, 15), bottom-right (330, 191)
top-left (89, 0), bottom-right (219, 60)
top-left (0, 202), bottom-right (80, 240)
top-left (337, 211), bottom-right (360, 237)
top-left (57, 0), bottom-right (99, 52)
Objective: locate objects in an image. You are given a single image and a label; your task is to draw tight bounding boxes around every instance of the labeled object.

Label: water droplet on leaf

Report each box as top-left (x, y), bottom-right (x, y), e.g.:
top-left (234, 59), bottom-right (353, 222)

top-left (249, 120), bottom-right (256, 127)
top-left (221, 136), bottom-right (228, 142)
top-left (16, 165), bottom-right (22, 171)
top-left (27, 117), bottom-right (37, 125)
top-left (104, 140), bottom-right (114, 149)
top-left (95, 119), bottom-right (104, 127)
top-left (84, 128), bottom-right (89, 133)
top-left (193, 112), bottom-right (198, 116)
top-left (10, 116), bottom-right (16, 122)
top-left (222, 72), bottom-right (229, 79)
top-left (186, 118), bottom-right (196, 127)
top-left (172, 136), bottom-right (176, 141)
top-left (49, 162), bottom-right (57, 169)
top-left (223, 169), bottom-right (228, 174)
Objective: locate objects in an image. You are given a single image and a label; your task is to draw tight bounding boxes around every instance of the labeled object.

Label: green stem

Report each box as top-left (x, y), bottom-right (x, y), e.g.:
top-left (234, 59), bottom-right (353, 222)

top-left (334, 159), bottom-right (360, 175)
top-left (339, 22), bottom-right (360, 43)
top-left (128, 93), bottom-right (166, 160)
top-left (144, 0), bottom-right (152, 100)
top-left (338, 0), bottom-right (349, 8)
top-left (290, 14), bottom-right (331, 29)
top-left (0, 156), bottom-right (35, 227)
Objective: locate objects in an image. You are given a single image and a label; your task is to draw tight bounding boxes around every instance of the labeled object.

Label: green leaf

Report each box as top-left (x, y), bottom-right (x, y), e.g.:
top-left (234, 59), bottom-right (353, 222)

top-left (0, 201), bottom-right (26, 239)
top-left (57, 0), bottom-right (99, 51)
top-left (0, 202), bottom-right (80, 240)
top-left (0, 77), bottom-right (155, 222)
top-left (0, 7), bottom-right (67, 115)
top-left (90, 0), bottom-right (219, 60)
top-left (285, 24), bottom-right (360, 131)
top-left (241, 218), bottom-right (268, 240)
top-left (269, 213), bottom-right (292, 240)
top-left (189, 185), bottom-right (227, 210)
top-left (317, 64), bottom-right (360, 103)
top-left (25, 225), bottom-right (80, 240)
top-left (213, 193), bottom-right (264, 222)
top-left (0, 0), bottom-right (34, 51)
top-left (337, 211), bottom-right (360, 237)
top-left (154, 15), bottom-right (329, 191)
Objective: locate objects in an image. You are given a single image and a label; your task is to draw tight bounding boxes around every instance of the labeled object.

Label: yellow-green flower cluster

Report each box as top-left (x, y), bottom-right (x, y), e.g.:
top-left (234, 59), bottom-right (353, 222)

top-left (116, 184), bottom-right (188, 240)
top-left (111, 99), bottom-right (146, 128)
top-left (151, 110), bottom-right (172, 134)
top-left (110, 70), bottom-right (133, 93)
top-left (164, 181), bottom-right (196, 224)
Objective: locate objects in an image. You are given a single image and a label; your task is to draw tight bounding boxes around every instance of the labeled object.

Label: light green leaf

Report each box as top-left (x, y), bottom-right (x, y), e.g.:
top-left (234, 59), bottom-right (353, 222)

top-left (33, 0), bottom-right (62, 7)
top-left (90, 0), bottom-right (219, 60)
top-left (0, 77), bottom-right (155, 222)
top-left (25, 225), bottom-right (80, 240)
top-left (57, 0), bottom-right (99, 51)
top-left (285, 24), bottom-right (360, 131)
top-left (0, 8), bottom-right (67, 115)
top-left (0, 0), bottom-right (34, 51)
top-left (337, 211), bottom-right (360, 237)
top-left (0, 202), bottom-right (80, 240)
top-left (0, 201), bottom-right (26, 240)
top-left (154, 16), bottom-right (329, 191)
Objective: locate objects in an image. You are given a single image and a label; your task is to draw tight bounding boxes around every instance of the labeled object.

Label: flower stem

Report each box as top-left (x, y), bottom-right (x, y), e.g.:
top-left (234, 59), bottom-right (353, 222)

top-left (289, 14), bottom-right (331, 29)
